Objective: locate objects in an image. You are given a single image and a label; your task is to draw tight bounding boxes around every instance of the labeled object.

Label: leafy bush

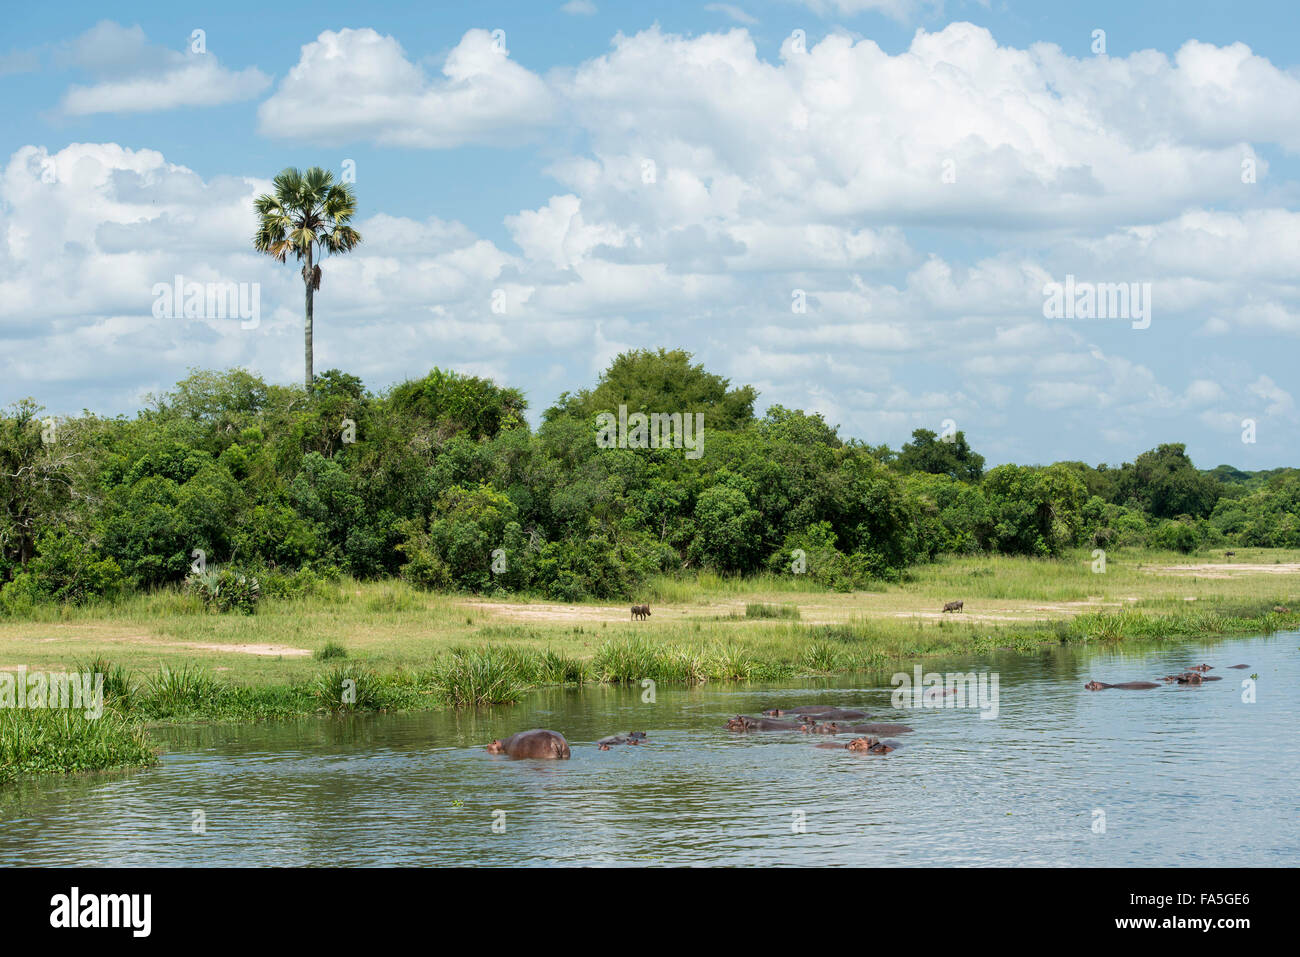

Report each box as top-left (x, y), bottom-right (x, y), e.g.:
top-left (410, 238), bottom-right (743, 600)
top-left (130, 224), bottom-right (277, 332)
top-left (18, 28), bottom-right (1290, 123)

top-left (0, 531), bottom-right (124, 611)
top-left (185, 566), bottom-right (261, 614)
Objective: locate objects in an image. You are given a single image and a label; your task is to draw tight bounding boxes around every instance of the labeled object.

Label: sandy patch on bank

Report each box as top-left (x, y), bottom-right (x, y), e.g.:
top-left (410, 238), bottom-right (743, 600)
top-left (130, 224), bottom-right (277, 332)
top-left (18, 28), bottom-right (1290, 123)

top-left (1151, 563), bottom-right (1300, 578)
top-left (167, 641), bottom-right (312, 657)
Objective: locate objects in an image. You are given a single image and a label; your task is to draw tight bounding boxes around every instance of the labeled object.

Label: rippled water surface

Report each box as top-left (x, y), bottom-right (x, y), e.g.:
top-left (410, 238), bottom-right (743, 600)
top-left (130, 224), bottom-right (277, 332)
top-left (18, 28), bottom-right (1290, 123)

top-left (2, 633), bottom-right (1297, 866)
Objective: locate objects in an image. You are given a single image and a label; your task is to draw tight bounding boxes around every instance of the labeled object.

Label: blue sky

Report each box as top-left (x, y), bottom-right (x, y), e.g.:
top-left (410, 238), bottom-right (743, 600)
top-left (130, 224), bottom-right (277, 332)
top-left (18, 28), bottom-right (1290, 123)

top-left (2, 0), bottom-right (1298, 469)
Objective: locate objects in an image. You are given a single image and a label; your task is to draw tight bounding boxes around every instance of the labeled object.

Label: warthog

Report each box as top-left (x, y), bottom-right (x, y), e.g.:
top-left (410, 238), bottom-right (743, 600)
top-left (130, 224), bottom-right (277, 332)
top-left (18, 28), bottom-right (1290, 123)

top-left (942, 600), bottom-right (964, 613)
top-left (630, 603), bottom-right (651, 621)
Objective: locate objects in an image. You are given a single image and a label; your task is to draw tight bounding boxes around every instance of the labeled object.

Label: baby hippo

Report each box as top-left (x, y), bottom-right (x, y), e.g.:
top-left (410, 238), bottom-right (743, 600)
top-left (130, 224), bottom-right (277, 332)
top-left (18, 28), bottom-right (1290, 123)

top-left (486, 729), bottom-right (571, 759)
top-left (596, 731), bottom-right (648, 750)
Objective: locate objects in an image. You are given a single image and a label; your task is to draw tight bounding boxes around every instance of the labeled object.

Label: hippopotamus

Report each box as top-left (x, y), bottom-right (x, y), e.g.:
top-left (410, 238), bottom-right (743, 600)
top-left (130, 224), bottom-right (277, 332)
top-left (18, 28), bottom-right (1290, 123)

top-left (725, 715), bottom-right (804, 732)
top-left (802, 721), bottom-right (847, 734)
top-left (1227, 664), bottom-right (1250, 669)
top-left (1172, 672), bottom-right (1221, 684)
top-left (1084, 681), bottom-right (1161, 690)
top-left (1187, 664), bottom-right (1214, 672)
top-left (766, 706), bottom-right (869, 720)
top-left (838, 722), bottom-right (914, 735)
top-left (486, 729), bottom-right (571, 759)
top-left (806, 722), bottom-right (909, 738)
top-left (764, 705), bottom-right (864, 716)
top-left (596, 731), bottom-right (648, 750)
top-left (817, 736), bottom-right (898, 754)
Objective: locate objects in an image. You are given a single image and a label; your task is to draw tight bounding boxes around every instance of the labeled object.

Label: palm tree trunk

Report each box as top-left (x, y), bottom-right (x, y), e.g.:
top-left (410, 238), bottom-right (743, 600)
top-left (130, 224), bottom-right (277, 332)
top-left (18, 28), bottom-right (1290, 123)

top-left (304, 247), bottom-right (314, 388)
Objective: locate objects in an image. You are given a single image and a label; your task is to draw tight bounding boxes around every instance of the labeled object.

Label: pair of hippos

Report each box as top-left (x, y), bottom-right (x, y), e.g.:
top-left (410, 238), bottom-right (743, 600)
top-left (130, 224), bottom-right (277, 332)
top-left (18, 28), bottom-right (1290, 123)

top-left (1085, 662), bottom-right (1248, 691)
top-left (485, 728), bottom-right (648, 759)
top-left (726, 706), bottom-right (914, 742)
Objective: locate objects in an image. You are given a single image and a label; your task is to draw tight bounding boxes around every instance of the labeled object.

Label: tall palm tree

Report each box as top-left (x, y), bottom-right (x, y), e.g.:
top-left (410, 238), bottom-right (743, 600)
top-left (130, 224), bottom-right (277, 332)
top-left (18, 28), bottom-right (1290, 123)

top-left (253, 167), bottom-right (361, 388)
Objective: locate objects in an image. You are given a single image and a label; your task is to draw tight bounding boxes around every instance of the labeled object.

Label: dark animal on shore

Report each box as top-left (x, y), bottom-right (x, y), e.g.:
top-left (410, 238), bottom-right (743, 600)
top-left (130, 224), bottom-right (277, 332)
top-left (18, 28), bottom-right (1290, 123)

top-left (1224, 551), bottom-right (1236, 557)
top-left (630, 604), bottom-right (651, 621)
top-left (1274, 606), bottom-right (1291, 613)
top-left (1084, 681), bottom-right (1160, 690)
top-left (942, 600), bottom-right (964, 613)
top-left (486, 729), bottom-right (571, 759)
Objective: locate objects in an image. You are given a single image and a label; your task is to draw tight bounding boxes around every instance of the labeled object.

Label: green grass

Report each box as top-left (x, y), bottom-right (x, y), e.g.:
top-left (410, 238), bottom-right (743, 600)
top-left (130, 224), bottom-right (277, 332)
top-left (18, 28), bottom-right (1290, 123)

top-left (745, 602), bottom-right (801, 620)
top-left (314, 641), bottom-right (348, 661)
top-left (432, 647), bottom-right (527, 708)
top-left (0, 708), bottom-right (158, 783)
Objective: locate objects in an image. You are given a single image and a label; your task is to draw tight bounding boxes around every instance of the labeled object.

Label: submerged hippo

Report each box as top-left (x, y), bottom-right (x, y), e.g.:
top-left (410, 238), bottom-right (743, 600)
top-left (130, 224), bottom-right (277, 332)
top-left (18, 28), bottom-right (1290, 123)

top-left (596, 731), bottom-right (648, 750)
top-left (763, 705), bottom-right (869, 719)
top-left (838, 722), bottom-right (914, 735)
top-left (802, 721), bottom-right (846, 735)
top-left (1173, 672), bottom-right (1221, 684)
top-left (817, 736), bottom-right (898, 754)
top-left (811, 722), bottom-right (915, 738)
top-left (1227, 664), bottom-right (1250, 669)
top-left (486, 729), bottom-right (571, 759)
top-left (1085, 680), bottom-right (1160, 690)
top-left (1187, 664), bottom-right (1214, 672)
top-left (725, 715), bottom-right (805, 732)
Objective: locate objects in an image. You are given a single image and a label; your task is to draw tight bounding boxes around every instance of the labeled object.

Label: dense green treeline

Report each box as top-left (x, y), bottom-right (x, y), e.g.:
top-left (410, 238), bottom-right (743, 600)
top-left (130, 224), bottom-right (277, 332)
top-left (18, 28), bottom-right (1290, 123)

top-left (2, 349), bottom-right (1296, 612)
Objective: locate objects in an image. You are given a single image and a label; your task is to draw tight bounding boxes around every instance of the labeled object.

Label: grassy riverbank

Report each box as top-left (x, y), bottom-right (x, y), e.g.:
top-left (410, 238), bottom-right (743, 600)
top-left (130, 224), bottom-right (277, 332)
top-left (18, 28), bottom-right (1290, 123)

top-left (2, 547), bottom-right (1297, 780)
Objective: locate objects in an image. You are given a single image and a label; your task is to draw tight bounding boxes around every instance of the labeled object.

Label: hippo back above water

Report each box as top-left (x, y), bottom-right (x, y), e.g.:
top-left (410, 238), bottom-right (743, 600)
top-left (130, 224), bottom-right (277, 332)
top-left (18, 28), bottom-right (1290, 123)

top-left (486, 729), bottom-right (571, 759)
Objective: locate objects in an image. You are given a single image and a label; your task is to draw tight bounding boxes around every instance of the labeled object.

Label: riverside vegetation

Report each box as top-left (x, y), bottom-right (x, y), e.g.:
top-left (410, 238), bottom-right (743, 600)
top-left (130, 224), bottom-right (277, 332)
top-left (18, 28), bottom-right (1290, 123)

top-left (2, 350), bottom-right (1298, 779)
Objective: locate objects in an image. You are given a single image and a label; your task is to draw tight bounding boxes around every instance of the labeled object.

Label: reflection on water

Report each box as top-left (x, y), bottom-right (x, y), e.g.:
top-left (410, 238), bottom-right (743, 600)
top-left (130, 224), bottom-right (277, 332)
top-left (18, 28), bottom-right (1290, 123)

top-left (1, 634), bottom-right (1297, 866)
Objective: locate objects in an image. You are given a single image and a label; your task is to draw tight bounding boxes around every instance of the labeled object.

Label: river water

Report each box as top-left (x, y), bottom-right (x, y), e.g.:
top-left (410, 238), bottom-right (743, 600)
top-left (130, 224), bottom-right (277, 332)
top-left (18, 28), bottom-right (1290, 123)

top-left (1, 633), bottom-right (1296, 866)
